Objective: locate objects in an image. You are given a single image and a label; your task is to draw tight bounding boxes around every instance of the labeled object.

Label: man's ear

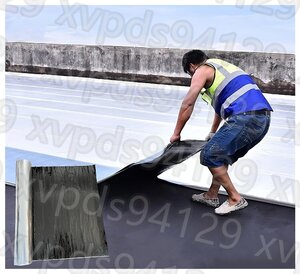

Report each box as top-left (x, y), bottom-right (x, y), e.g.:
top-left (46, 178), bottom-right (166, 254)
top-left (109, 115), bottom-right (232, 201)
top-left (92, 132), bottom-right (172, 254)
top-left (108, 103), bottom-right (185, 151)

top-left (190, 63), bottom-right (196, 70)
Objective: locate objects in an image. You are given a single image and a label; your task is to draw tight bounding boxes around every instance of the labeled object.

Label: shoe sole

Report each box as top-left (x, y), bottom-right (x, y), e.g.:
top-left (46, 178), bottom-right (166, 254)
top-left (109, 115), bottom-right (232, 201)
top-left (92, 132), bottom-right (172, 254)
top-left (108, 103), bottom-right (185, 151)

top-left (191, 197), bottom-right (219, 208)
top-left (214, 201), bottom-right (248, 215)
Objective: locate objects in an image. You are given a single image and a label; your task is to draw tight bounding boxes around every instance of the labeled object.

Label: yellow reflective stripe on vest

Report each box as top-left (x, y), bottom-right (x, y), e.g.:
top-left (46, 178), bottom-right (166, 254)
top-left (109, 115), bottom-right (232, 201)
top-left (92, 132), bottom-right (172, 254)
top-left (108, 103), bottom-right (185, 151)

top-left (201, 89), bottom-right (212, 105)
top-left (203, 61), bottom-right (226, 99)
top-left (220, 83), bottom-right (260, 118)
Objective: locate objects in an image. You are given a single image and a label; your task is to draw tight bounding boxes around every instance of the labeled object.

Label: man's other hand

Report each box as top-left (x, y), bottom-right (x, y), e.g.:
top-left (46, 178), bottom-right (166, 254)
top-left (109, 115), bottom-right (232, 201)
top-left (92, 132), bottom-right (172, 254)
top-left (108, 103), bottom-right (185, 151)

top-left (205, 132), bottom-right (215, 141)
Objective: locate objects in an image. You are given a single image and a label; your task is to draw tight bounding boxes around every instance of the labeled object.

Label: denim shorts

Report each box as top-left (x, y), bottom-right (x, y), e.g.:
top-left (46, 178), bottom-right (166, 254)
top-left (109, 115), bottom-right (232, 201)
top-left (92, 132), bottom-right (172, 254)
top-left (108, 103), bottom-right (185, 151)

top-left (200, 112), bottom-right (271, 167)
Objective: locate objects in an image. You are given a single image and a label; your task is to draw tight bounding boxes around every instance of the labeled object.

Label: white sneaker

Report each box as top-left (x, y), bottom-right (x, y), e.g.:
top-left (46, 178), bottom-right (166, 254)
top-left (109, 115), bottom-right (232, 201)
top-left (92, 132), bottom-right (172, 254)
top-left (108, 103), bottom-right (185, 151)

top-left (192, 193), bottom-right (220, 208)
top-left (215, 197), bottom-right (248, 215)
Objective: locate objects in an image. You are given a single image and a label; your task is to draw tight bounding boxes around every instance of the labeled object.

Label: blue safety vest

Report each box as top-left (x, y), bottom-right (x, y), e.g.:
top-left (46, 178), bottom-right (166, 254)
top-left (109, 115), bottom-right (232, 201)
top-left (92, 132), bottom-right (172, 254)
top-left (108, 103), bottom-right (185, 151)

top-left (201, 58), bottom-right (273, 119)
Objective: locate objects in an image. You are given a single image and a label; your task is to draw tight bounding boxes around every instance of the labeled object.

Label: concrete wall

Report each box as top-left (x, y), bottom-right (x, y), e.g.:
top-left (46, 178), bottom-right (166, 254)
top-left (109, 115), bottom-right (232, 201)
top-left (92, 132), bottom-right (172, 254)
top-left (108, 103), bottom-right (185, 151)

top-left (6, 42), bottom-right (295, 95)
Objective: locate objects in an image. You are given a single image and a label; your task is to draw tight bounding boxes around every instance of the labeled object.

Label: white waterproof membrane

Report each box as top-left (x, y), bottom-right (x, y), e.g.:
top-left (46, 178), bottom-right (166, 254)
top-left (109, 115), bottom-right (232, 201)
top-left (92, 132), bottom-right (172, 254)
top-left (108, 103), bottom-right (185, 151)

top-left (5, 72), bottom-right (295, 206)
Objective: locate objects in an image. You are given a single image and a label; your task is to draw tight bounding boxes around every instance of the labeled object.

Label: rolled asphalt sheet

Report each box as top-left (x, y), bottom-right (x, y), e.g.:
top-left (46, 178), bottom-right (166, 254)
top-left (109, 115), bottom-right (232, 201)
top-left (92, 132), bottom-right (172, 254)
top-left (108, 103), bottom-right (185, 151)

top-left (14, 162), bottom-right (108, 266)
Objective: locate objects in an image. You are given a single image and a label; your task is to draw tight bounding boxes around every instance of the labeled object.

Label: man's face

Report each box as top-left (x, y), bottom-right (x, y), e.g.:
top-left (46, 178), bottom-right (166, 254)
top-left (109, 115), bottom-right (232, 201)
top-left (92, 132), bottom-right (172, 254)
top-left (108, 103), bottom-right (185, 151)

top-left (187, 68), bottom-right (193, 77)
top-left (187, 63), bottom-right (196, 77)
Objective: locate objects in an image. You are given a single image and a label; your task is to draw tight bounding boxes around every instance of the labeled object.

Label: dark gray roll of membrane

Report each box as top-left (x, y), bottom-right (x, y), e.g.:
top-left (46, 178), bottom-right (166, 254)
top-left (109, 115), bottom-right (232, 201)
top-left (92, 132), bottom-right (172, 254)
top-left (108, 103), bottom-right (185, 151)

top-left (14, 162), bottom-right (108, 266)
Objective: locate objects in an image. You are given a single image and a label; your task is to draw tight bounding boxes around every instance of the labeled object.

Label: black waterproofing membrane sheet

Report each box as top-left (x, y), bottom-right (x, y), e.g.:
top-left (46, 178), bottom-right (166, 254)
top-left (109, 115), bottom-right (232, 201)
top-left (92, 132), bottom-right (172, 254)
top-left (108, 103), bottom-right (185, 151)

top-left (99, 140), bottom-right (208, 181)
top-left (11, 140), bottom-right (295, 268)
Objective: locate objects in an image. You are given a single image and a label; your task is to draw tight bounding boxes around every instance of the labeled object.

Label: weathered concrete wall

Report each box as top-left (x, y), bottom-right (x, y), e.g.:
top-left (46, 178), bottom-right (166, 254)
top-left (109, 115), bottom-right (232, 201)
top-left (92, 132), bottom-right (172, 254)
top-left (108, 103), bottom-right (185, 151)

top-left (5, 42), bottom-right (295, 95)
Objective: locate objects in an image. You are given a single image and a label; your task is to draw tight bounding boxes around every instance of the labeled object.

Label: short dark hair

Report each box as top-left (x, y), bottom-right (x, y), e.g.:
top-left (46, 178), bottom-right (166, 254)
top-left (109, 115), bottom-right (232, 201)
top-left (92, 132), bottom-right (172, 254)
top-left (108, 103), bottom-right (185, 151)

top-left (182, 50), bottom-right (208, 73)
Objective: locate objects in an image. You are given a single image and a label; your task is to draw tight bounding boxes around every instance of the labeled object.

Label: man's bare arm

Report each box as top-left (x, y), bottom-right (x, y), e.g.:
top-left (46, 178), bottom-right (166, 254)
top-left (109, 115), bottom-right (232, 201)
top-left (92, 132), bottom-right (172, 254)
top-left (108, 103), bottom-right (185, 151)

top-left (170, 66), bottom-right (209, 142)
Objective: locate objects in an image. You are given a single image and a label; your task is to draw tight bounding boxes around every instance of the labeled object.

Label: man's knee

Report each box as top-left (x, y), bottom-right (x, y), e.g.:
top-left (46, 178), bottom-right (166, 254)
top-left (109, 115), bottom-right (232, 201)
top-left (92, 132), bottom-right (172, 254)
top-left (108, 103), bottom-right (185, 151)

top-left (200, 147), bottom-right (211, 166)
top-left (200, 146), bottom-right (231, 167)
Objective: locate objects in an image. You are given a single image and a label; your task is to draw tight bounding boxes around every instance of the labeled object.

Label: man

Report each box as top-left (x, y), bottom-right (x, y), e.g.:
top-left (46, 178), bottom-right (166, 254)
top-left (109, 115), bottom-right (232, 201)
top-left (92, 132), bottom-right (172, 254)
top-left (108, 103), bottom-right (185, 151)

top-left (170, 50), bottom-right (272, 215)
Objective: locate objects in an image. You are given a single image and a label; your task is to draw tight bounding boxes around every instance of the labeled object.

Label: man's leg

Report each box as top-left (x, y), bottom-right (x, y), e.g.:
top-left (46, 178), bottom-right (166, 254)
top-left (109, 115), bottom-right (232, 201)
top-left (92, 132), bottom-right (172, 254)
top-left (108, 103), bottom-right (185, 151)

top-left (203, 167), bottom-right (224, 199)
top-left (208, 165), bottom-right (241, 205)
top-left (193, 163), bottom-right (248, 213)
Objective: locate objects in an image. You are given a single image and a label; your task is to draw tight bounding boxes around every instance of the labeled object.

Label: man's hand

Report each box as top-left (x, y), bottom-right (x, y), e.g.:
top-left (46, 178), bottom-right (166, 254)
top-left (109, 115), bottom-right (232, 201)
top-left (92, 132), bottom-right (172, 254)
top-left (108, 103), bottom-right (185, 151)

top-left (205, 132), bottom-right (215, 141)
top-left (170, 133), bottom-right (181, 143)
